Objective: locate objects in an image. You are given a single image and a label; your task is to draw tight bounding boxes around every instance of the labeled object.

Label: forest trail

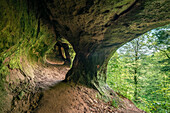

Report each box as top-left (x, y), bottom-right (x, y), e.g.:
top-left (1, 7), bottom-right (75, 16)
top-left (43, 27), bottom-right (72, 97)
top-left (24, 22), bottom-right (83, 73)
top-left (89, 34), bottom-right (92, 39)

top-left (33, 56), bottom-right (145, 113)
top-left (7, 55), bottom-right (145, 113)
top-left (34, 82), bottom-right (145, 113)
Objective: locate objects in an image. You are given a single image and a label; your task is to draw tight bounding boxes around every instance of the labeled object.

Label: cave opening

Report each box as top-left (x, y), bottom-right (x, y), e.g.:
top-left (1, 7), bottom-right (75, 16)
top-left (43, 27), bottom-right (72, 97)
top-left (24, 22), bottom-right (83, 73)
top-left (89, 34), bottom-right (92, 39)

top-left (34, 38), bottom-right (76, 89)
top-left (106, 25), bottom-right (170, 112)
top-left (0, 0), bottom-right (169, 112)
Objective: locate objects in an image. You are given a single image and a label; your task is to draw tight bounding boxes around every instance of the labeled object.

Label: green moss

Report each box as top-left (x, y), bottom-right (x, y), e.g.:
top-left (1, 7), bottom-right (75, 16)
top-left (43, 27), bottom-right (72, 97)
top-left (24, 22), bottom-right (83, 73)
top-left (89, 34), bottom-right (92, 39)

top-left (0, 64), bottom-right (9, 112)
top-left (0, 0), bottom-right (56, 111)
top-left (111, 99), bottom-right (119, 108)
top-left (18, 91), bottom-right (25, 100)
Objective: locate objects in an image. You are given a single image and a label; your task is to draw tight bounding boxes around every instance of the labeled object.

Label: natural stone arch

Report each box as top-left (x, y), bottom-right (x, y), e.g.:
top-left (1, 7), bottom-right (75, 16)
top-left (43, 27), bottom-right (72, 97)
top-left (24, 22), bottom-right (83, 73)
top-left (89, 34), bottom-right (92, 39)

top-left (43, 0), bottom-right (170, 95)
top-left (0, 0), bottom-right (170, 111)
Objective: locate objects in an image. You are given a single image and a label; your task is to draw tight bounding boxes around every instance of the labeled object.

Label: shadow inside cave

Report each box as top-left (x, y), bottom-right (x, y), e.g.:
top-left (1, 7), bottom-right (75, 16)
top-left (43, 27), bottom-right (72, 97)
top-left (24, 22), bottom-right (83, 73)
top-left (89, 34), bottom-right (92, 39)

top-left (33, 42), bottom-right (72, 89)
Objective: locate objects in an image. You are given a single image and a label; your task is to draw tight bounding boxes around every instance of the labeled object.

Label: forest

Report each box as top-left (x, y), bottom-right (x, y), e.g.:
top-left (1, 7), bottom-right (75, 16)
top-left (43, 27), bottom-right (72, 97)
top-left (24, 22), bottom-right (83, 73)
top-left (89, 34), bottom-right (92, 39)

top-left (107, 25), bottom-right (170, 113)
top-left (0, 0), bottom-right (170, 112)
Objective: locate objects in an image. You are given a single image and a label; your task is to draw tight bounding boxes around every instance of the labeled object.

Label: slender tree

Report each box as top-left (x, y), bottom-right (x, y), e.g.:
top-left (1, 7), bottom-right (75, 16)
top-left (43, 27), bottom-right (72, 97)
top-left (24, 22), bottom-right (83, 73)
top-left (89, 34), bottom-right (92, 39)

top-left (107, 25), bottom-right (170, 112)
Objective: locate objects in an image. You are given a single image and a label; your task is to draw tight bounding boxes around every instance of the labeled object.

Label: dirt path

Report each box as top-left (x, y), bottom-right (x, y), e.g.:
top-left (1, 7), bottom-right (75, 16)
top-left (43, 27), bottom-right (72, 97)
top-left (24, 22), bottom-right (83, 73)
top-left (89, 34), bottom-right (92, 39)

top-left (8, 56), bottom-right (145, 113)
top-left (21, 56), bottom-right (145, 113)
top-left (33, 59), bottom-right (70, 89)
top-left (34, 82), bottom-right (145, 113)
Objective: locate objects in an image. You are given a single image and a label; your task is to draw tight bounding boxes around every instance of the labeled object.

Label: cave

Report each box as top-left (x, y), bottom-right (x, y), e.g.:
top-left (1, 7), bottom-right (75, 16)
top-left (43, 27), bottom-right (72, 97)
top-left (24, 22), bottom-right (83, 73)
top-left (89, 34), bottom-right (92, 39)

top-left (0, 0), bottom-right (169, 112)
top-left (34, 38), bottom-right (75, 89)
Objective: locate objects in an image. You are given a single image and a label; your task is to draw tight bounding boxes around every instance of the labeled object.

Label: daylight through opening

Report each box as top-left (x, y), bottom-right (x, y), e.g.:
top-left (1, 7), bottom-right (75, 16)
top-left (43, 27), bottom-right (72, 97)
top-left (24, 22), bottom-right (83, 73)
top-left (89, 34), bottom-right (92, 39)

top-left (34, 38), bottom-right (75, 89)
top-left (107, 25), bottom-right (170, 112)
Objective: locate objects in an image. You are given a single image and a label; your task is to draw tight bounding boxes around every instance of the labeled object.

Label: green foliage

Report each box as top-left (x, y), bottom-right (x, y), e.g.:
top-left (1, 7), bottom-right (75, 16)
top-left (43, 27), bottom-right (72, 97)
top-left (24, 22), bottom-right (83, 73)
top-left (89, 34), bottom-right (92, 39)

top-left (0, 65), bottom-right (8, 112)
top-left (111, 99), bottom-right (119, 108)
top-left (107, 25), bottom-right (170, 113)
top-left (18, 91), bottom-right (25, 100)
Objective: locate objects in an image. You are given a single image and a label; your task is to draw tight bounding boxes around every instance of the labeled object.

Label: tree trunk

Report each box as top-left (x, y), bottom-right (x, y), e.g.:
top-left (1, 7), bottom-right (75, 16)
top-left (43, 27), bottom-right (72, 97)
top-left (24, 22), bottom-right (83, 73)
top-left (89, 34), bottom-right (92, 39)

top-left (134, 39), bottom-right (139, 103)
top-left (0, 0), bottom-right (169, 108)
top-left (134, 71), bottom-right (138, 103)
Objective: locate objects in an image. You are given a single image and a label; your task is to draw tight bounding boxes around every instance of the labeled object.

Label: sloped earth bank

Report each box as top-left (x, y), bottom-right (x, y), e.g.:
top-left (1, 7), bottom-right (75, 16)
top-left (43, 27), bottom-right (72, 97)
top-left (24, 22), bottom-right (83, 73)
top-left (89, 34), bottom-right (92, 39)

top-left (34, 82), bottom-right (145, 113)
top-left (5, 56), bottom-right (70, 113)
top-left (34, 63), bottom-right (69, 89)
top-left (34, 53), bottom-right (70, 89)
top-left (6, 57), bottom-right (144, 113)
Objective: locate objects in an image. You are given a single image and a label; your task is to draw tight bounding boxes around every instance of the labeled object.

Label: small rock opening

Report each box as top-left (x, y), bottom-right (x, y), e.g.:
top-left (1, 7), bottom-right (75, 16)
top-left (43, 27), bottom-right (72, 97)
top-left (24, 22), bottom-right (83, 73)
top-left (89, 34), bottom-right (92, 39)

top-left (34, 38), bottom-right (76, 89)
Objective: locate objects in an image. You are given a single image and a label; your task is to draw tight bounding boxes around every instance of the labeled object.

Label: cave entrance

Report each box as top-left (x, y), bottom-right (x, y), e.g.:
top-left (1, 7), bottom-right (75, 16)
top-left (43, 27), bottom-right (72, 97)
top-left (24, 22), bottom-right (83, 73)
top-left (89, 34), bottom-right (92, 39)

top-left (106, 25), bottom-right (169, 112)
top-left (34, 38), bottom-right (75, 89)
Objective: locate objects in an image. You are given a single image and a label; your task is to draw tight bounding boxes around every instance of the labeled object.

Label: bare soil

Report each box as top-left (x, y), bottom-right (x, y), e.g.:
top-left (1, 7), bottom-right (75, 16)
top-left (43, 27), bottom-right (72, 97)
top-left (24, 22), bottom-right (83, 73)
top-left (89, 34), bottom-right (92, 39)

top-left (6, 56), bottom-right (145, 113)
top-left (34, 54), bottom-right (70, 89)
top-left (33, 64), bottom-right (69, 89)
top-left (34, 82), bottom-right (145, 113)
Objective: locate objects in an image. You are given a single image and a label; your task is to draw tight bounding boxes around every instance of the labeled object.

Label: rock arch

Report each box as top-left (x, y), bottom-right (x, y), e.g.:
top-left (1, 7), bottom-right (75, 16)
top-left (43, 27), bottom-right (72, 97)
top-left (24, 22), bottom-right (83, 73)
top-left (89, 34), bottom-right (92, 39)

top-left (0, 0), bottom-right (170, 111)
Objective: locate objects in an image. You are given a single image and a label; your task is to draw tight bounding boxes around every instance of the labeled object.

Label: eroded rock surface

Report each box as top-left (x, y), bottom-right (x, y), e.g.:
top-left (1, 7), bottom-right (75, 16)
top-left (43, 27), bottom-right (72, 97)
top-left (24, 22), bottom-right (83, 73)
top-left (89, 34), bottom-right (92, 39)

top-left (0, 0), bottom-right (170, 112)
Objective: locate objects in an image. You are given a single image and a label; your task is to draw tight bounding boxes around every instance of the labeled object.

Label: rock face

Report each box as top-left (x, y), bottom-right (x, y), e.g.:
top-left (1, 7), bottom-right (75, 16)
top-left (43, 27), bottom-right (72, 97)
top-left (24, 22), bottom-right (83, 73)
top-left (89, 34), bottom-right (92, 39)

top-left (0, 0), bottom-right (170, 112)
top-left (44, 0), bottom-right (170, 89)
